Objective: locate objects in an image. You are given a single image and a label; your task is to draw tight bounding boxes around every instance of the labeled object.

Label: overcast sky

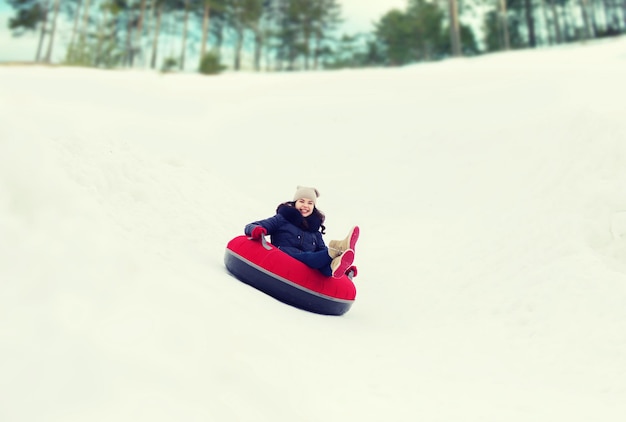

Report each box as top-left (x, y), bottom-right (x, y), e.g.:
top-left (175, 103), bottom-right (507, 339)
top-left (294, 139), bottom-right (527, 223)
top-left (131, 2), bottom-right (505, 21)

top-left (0, 0), bottom-right (408, 62)
top-left (339, 0), bottom-right (407, 33)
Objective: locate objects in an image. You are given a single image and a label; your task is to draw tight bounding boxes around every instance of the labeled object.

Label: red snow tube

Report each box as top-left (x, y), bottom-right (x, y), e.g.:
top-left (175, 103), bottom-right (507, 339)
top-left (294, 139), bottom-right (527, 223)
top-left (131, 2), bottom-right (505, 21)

top-left (224, 235), bottom-right (356, 315)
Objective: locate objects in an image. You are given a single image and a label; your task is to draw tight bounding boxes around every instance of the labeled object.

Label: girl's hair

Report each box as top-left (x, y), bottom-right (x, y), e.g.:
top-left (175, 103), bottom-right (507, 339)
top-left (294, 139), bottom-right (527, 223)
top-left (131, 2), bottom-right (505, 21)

top-left (278, 201), bottom-right (326, 234)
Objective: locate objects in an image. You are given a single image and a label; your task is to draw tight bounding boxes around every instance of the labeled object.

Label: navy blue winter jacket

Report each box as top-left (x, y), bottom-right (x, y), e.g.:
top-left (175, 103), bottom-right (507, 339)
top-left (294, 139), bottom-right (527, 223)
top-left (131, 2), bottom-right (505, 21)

top-left (245, 203), bottom-right (326, 256)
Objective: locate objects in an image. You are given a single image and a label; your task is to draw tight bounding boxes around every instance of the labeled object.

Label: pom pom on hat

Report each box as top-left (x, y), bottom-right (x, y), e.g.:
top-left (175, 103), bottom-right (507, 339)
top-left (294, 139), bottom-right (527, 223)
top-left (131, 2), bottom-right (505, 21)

top-left (293, 185), bottom-right (320, 204)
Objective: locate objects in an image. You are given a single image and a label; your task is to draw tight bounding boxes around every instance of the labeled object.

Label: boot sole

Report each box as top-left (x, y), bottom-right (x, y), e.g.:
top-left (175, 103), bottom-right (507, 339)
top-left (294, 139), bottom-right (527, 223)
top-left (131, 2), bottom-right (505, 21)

top-left (348, 226), bottom-right (360, 251)
top-left (332, 249), bottom-right (355, 278)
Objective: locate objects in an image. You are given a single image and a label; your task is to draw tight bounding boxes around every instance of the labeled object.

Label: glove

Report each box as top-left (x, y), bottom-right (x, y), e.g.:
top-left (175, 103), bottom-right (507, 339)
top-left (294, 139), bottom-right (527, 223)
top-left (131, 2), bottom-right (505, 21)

top-left (250, 226), bottom-right (267, 240)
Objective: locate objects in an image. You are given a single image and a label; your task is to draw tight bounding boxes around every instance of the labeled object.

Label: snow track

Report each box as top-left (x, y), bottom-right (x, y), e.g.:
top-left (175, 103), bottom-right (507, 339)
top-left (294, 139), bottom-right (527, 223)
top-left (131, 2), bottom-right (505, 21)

top-left (2, 38), bottom-right (626, 422)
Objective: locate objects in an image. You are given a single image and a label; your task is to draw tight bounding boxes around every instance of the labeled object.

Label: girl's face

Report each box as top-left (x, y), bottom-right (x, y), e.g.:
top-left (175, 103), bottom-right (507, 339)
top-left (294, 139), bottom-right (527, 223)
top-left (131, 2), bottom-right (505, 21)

top-left (295, 198), bottom-right (315, 217)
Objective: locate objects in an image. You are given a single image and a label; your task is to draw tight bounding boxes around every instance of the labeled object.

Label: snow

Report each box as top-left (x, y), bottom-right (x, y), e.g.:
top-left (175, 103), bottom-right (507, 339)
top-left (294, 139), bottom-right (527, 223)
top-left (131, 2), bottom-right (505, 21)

top-left (2, 37), bottom-right (626, 421)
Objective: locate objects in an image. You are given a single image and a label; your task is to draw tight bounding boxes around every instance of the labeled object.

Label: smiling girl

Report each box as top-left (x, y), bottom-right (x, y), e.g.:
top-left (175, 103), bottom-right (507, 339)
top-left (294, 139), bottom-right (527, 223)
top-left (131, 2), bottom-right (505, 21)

top-left (244, 186), bottom-right (359, 278)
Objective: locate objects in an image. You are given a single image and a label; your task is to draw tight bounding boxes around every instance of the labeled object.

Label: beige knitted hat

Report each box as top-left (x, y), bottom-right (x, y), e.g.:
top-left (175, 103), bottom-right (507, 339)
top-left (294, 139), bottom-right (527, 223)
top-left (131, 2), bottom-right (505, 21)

top-left (293, 186), bottom-right (320, 204)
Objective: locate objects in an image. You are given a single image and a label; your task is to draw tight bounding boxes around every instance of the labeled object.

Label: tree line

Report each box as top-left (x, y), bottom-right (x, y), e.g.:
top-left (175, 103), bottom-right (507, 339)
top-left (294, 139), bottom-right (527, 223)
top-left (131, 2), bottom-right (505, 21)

top-left (6, 0), bottom-right (626, 72)
top-left (7, 0), bottom-right (343, 71)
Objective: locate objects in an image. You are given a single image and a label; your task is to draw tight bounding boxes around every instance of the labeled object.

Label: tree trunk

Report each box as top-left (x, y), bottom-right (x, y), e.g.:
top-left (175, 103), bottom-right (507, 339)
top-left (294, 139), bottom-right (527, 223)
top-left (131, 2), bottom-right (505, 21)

top-left (67, 0), bottom-right (83, 59)
top-left (265, 25), bottom-right (275, 71)
top-left (613, 0), bottom-right (621, 29)
top-left (549, 0), bottom-right (563, 43)
top-left (150, 4), bottom-right (163, 69)
top-left (539, 0), bottom-right (553, 45)
top-left (80, 0), bottom-right (92, 45)
top-left (180, 1), bottom-right (190, 70)
top-left (604, 0), bottom-right (616, 30)
top-left (578, 0), bottom-right (593, 38)
top-left (588, 1), bottom-right (598, 36)
top-left (125, 16), bottom-right (134, 66)
top-left (35, 0), bottom-right (51, 62)
top-left (135, 0), bottom-right (148, 66)
top-left (253, 27), bottom-right (262, 71)
top-left (214, 20), bottom-right (224, 52)
top-left (313, 32), bottom-right (321, 69)
top-left (201, 2), bottom-right (211, 59)
top-left (499, 0), bottom-right (511, 50)
top-left (448, 0), bottom-right (461, 56)
top-left (562, 1), bottom-right (576, 40)
top-left (95, 8), bottom-right (107, 66)
top-left (44, 0), bottom-right (61, 63)
top-left (303, 27), bottom-right (311, 69)
top-left (234, 25), bottom-right (244, 70)
top-left (524, 0), bottom-right (537, 47)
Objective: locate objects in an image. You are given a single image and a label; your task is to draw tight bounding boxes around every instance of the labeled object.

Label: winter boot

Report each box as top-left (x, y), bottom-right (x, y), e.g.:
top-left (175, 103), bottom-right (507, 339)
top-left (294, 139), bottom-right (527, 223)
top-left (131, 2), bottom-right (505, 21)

top-left (331, 249), bottom-right (355, 279)
top-left (328, 226), bottom-right (359, 258)
top-left (327, 247), bottom-right (342, 259)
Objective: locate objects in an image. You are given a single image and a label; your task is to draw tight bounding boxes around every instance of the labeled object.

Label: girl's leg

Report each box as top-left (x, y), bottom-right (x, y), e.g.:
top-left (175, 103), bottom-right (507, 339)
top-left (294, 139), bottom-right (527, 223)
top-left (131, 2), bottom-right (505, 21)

top-left (328, 226), bottom-right (359, 258)
top-left (290, 250), bottom-right (333, 277)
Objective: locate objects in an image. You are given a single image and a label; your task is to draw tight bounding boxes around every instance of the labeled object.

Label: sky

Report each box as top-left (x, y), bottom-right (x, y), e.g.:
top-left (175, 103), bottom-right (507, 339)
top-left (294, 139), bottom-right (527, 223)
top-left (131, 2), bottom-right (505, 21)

top-left (0, 0), bottom-right (407, 62)
top-left (2, 35), bottom-right (626, 421)
top-left (340, 0), bottom-right (407, 32)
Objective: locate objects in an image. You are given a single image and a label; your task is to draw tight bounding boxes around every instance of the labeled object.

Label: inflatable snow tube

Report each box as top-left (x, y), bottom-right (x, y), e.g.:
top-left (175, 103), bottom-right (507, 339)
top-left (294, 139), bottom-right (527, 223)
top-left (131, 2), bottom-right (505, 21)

top-left (224, 236), bottom-right (356, 316)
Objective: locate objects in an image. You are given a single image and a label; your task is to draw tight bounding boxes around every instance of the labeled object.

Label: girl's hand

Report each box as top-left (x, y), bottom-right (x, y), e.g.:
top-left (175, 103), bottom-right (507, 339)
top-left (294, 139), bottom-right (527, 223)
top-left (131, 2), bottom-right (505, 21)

top-left (250, 226), bottom-right (268, 240)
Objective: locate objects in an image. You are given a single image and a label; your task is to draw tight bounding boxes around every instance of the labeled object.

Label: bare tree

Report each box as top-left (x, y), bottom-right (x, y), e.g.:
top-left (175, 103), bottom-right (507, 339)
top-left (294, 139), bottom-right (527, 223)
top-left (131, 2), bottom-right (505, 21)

top-left (498, 0), bottom-right (511, 49)
top-left (34, 0), bottom-right (51, 61)
top-left (548, 0), bottom-right (563, 43)
top-left (200, 0), bottom-right (212, 58)
top-left (44, 0), bottom-right (60, 62)
top-left (524, 0), bottom-right (536, 46)
top-left (180, 0), bottom-right (191, 69)
top-left (448, 0), bottom-right (461, 56)
top-left (135, 0), bottom-right (149, 65)
top-left (151, 0), bottom-right (164, 68)
top-left (578, 0), bottom-right (593, 38)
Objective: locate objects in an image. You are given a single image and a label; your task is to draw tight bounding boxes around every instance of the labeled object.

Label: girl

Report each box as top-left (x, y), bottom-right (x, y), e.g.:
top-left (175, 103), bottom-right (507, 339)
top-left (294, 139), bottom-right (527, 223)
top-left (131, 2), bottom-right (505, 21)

top-left (245, 186), bottom-right (359, 279)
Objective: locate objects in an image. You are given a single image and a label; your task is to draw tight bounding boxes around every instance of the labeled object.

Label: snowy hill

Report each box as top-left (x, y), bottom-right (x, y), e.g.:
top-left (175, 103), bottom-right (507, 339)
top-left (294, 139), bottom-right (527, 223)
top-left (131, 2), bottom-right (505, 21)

top-left (2, 38), bottom-right (626, 422)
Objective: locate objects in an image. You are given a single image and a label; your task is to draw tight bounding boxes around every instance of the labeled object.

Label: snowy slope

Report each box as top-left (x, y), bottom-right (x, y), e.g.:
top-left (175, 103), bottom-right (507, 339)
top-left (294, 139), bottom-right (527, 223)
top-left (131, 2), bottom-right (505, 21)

top-left (2, 37), bottom-right (626, 422)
